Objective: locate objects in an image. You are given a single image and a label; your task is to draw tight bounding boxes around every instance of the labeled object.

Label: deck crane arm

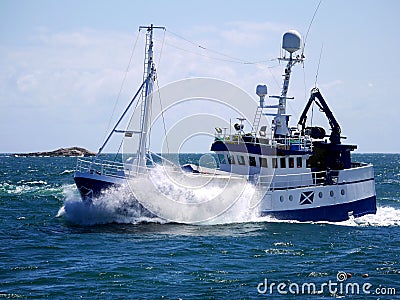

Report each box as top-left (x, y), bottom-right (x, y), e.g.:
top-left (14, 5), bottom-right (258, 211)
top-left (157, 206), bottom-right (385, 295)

top-left (298, 88), bottom-right (341, 145)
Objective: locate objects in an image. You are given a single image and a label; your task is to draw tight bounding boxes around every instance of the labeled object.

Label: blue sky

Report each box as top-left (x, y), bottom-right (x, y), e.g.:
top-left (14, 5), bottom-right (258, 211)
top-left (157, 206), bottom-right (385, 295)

top-left (1, 0), bottom-right (399, 153)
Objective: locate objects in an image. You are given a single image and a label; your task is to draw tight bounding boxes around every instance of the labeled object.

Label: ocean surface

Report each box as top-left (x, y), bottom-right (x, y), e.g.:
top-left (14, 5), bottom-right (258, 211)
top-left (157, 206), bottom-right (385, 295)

top-left (1, 153), bottom-right (399, 299)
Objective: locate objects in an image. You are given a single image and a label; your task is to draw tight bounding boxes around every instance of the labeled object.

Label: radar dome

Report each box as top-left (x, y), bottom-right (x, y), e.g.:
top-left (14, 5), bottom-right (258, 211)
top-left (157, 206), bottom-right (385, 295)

top-left (282, 30), bottom-right (302, 53)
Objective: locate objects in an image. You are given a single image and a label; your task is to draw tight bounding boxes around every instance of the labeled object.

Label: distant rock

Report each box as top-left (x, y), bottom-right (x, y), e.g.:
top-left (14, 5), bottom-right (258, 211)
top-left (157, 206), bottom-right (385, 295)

top-left (14, 147), bottom-right (96, 157)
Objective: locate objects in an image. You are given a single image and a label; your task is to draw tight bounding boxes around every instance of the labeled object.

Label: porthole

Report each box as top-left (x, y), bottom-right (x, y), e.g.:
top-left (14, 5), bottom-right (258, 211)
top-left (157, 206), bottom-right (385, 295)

top-left (341, 189), bottom-right (345, 196)
top-left (280, 195), bottom-right (284, 202)
top-left (330, 190), bottom-right (334, 197)
top-left (319, 192), bottom-right (323, 198)
top-left (289, 195), bottom-right (293, 201)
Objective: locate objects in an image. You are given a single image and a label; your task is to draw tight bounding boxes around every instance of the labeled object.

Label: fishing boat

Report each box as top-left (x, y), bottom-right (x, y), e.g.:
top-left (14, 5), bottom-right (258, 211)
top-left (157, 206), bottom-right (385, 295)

top-left (74, 24), bottom-right (377, 222)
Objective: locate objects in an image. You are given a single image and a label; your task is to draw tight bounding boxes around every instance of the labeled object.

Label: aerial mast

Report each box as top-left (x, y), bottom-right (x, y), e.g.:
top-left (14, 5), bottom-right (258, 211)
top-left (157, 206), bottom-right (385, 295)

top-left (272, 30), bottom-right (304, 139)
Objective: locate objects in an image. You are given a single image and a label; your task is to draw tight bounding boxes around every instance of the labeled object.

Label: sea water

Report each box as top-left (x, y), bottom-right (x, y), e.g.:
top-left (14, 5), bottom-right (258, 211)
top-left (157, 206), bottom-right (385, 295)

top-left (0, 154), bottom-right (399, 298)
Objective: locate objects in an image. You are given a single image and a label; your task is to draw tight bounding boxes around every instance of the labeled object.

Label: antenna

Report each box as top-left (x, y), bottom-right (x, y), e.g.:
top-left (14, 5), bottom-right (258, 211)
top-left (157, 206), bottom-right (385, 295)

top-left (302, 0), bottom-right (322, 55)
top-left (314, 43), bottom-right (324, 87)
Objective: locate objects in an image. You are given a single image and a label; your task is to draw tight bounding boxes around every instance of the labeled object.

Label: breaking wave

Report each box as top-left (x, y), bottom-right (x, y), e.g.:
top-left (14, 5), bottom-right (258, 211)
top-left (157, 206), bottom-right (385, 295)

top-left (58, 184), bottom-right (165, 226)
top-left (59, 165), bottom-right (266, 226)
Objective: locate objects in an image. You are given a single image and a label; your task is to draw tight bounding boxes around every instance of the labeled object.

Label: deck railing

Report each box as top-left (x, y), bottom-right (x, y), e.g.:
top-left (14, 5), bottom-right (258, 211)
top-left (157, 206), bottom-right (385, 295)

top-left (214, 132), bottom-right (312, 151)
top-left (76, 158), bottom-right (127, 178)
top-left (255, 170), bottom-right (329, 190)
top-left (75, 157), bottom-right (154, 178)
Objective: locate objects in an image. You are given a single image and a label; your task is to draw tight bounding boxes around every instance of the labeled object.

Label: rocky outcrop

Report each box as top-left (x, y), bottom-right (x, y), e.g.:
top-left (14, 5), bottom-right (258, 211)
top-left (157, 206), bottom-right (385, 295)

top-left (14, 147), bottom-right (96, 157)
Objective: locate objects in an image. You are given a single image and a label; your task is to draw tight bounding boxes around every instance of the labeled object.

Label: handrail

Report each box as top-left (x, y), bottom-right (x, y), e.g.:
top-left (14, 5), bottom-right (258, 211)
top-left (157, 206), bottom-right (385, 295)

top-left (256, 170), bottom-right (325, 179)
top-left (214, 133), bottom-right (312, 151)
top-left (255, 170), bottom-right (328, 190)
top-left (76, 157), bottom-right (152, 178)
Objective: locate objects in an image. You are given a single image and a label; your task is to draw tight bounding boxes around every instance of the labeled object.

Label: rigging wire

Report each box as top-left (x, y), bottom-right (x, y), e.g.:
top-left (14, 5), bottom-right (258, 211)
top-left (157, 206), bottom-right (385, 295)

top-left (303, 66), bottom-right (308, 104)
top-left (265, 64), bottom-right (282, 90)
top-left (167, 29), bottom-right (245, 63)
top-left (300, 0), bottom-right (322, 128)
top-left (157, 28), bottom-right (167, 71)
top-left (102, 30), bottom-right (141, 144)
top-left (311, 101), bottom-right (314, 128)
top-left (165, 29), bottom-right (296, 116)
top-left (315, 43), bottom-right (324, 88)
top-left (113, 138), bottom-right (124, 162)
top-left (302, 0), bottom-right (322, 54)
top-left (147, 29), bottom-right (166, 154)
top-left (161, 29), bottom-right (283, 89)
top-left (126, 31), bottom-right (148, 134)
top-left (164, 29), bottom-right (278, 67)
top-left (157, 36), bottom-right (274, 65)
top-left (144, 28), bottom-right (284, 92)
top-left (156, 77), bottom-right (170, 154)
top-left (147, 92), bottom-right (153, 151)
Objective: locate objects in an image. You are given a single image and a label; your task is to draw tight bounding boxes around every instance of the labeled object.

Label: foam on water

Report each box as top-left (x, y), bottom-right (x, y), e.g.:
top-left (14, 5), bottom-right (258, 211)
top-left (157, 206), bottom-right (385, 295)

top-left (60, 184), bottom-right (165, 226)
top-left (335, 206), bottom-right (400, 227)
top-left (17, 180), bottom-right (47, 185)
top-left (251, 206), bottom-right (400, 227)
top-left (0, 181), bottom-right (62, 197)
top-left (128, 165), bottom-right (267, 225)
top-left (59, 165), bottom-right (264, 226)
top-left (60, 169), bottom-right (75, 175)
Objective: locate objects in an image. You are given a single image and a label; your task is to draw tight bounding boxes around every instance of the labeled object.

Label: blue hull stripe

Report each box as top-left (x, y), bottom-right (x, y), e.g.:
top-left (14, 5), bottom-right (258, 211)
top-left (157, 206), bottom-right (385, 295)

top-left (261, 196), bottom-right (377, 222)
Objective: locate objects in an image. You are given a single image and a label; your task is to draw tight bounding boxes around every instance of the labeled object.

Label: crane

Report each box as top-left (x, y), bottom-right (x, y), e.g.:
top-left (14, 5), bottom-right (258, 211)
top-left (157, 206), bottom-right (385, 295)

top-left (298, 87), bottom-right (341, 145)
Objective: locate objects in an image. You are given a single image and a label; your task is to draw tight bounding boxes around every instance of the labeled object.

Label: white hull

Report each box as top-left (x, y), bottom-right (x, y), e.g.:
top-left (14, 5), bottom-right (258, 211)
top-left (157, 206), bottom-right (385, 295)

top-left (260, 168), bottom-right (376, 221)
top-left (74, 161), bottom-right (376, 223)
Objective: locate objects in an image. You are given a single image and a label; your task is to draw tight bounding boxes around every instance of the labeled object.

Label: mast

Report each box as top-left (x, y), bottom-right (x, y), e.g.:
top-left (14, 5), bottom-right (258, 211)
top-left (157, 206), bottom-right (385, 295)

top-left (271, 30), bottom-right (304, 140)
top-left (136, 24), bottom-right (165, 173)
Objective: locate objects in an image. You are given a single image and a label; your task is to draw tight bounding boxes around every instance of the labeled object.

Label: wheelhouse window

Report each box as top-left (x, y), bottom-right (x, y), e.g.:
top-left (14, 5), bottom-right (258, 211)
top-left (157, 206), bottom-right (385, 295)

top-left (297, 157), bottom-right (302, 168)
top-left (249, 156), bottom-right (256, 167)
top-left (280, 157), bottom-right (286, 168)
top-left (289, 157), bottom-right (295, 168)
top-left (272, 158), bottom-right (278, 168)
top-left (237, 155), bottom-right (246, 165)
top-left (227, 154), bottom-right (235, 164)
top-left (218, 154), bottom-right (226, 164)
top-left (259, 157), bottom-right (268, 168)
